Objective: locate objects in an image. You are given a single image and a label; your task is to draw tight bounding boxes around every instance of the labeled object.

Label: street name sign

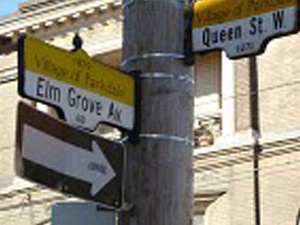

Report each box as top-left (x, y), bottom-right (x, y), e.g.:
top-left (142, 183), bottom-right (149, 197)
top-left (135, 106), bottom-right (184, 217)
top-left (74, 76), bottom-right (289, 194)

top-left (15, 101), bottom-right (124, 206)
top-left (52, 202), bottom-right (116, 225)
top-left (18, 36), bottom-right (135, 131)
top-left (193, 0), bottom-right (299, 59)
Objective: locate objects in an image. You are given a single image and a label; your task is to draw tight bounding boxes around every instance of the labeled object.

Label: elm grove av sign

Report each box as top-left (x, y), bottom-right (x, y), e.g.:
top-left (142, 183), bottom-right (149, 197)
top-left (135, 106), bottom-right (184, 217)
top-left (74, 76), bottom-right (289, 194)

top-left (18, 36), bottom-right (135, 131)
top-left (193, 0), bottom-right (299, 59)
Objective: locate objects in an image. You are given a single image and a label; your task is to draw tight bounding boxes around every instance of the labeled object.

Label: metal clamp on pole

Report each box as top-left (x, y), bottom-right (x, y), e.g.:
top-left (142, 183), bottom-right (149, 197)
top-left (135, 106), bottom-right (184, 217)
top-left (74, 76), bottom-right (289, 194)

top-left (139, 133), bottom-right (194, 146)
top-left (140, 72), bottom-right (194, 85)
top-left (118, 203), bottom-right (135, 225)
top-left (121, 52), bottom-right (185, 69)
top-left (118, 136), bottom-right (129, 207)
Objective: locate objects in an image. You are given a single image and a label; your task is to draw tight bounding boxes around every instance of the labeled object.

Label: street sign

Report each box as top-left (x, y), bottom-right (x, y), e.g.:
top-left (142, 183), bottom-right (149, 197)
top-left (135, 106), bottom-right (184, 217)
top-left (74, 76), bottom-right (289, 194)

top-left (15, 101), bottom-right (124, 206)
top-left (18, 36), bottom-right (136, 131)
top-left (52, 202), bottom-right (116, 225)
top-left (193, 0), bottom-right (299, 59)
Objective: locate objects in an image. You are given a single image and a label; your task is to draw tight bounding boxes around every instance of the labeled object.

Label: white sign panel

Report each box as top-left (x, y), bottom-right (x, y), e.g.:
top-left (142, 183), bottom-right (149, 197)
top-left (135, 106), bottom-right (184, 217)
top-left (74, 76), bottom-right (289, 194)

top-left (23, 124), bottom-right (116, 196)
top-left (18, 36), bottom-right (136, 132)
top-left (24, 72), bottom-right (133, 131)
top-left (52, 202), bottom-right (116, 225)
top-left (193, 1), bottom-right (299, 59)
top-left (16, 102), bottom-right (124, 206)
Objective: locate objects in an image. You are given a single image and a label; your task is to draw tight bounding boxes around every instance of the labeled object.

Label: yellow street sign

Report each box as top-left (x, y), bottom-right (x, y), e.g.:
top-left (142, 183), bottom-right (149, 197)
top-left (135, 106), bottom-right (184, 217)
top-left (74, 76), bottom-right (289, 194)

top-left (18, 36), bottom-right (136, 131)
top-left (193, 0), bottom-right (296, 28)
top-left (192, 0), bottom-right (299, 59)
top-left (24, 36), bottom-right (134, 106)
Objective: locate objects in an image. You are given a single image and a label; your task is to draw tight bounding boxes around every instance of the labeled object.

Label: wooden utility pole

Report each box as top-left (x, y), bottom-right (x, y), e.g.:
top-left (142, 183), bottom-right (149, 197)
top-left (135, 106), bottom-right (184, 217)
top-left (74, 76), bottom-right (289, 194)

top-left (122, 0), bottom-right (194, 225)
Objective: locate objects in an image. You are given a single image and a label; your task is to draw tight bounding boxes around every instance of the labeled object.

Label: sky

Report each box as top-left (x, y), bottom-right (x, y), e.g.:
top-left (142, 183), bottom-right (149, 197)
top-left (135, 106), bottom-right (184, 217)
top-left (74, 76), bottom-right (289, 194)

top-left (0, 0), bottom-right (27, 16)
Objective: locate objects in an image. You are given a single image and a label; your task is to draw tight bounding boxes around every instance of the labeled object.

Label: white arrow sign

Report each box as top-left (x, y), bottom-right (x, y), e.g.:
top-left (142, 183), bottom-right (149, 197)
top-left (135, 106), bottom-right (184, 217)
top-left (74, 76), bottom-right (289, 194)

top-left (22, 124), bottom-right (116, 196)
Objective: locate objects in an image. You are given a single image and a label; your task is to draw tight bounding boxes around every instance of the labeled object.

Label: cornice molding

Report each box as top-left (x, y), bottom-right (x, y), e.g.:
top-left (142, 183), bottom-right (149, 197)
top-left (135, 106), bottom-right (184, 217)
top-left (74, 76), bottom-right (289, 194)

top-left (194, 129), bottom-right (300, 173)
top-left (0, 0), bottom-right (122, 38)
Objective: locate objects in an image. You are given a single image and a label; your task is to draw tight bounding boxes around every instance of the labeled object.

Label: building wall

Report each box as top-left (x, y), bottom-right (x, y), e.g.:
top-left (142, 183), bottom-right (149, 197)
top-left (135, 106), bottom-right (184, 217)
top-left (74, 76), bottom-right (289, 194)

top-left (0, 1), bottom-right (225, 224)
top-left (0, 82), bottom-right (19, 188)
top-left (5, 1), bottom-right (300, 225)
top-left (0, 0), bottom-right (123, 188)
top-left (233, 31), bottom-right (300, 134)
top-left (234, 58), bottom-right (251, 132)
top-left (0, 1), bottom-right (123, 224)
top-left (194, 52), bottom-right (221, 120)
top-left (259, 33), bottom-right (300, 134)
top-left (203, 142), bottom-right (300, 225)
top-left (194, 52), bottom-right (222, 148)
top-left (200, 32), bottom-right (300, 225)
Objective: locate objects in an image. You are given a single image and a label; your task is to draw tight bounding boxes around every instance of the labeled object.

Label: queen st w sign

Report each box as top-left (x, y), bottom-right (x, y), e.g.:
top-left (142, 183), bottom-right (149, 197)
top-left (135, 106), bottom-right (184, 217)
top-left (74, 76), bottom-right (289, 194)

top-left (193, 0), bottom-right (299, 59)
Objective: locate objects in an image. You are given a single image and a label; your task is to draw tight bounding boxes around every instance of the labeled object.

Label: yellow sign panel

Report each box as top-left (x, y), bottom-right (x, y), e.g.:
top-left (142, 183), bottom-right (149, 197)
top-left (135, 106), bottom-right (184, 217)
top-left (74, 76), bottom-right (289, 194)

top-left (193, 0), bottom-right (296, 28)
top-left (24, 36), bottom-right (134, 106)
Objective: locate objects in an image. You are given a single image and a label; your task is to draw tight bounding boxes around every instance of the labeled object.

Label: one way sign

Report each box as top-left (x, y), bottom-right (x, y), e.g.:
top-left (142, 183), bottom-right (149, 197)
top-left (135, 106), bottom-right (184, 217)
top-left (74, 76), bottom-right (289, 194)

top-left (15, 102), bottom-right (124, 207)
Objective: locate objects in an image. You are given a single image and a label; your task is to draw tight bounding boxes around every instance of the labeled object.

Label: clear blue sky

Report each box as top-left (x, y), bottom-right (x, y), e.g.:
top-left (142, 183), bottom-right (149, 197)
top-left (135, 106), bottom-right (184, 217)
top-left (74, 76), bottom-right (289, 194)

top-left (0, 0), bottom-right (27, 16)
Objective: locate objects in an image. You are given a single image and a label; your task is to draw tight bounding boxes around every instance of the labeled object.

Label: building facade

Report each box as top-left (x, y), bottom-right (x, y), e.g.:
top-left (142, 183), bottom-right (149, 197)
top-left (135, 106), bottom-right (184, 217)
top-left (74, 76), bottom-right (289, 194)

top-left (0, 1), bottom-right (123, 224)
top-left (194, 35), bottom-right (300, 224)
top-left (1, 0), bottom-right (300, 225)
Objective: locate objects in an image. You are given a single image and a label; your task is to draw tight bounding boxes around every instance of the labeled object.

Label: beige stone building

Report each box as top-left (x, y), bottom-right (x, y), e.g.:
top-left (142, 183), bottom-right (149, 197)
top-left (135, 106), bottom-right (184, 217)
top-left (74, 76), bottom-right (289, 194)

top-left (194, 36), bottom-right (300, 224)
top-left (0, 1), bottom-right (123, 224)
top-left (1, 0), bottom-right (300, 225)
